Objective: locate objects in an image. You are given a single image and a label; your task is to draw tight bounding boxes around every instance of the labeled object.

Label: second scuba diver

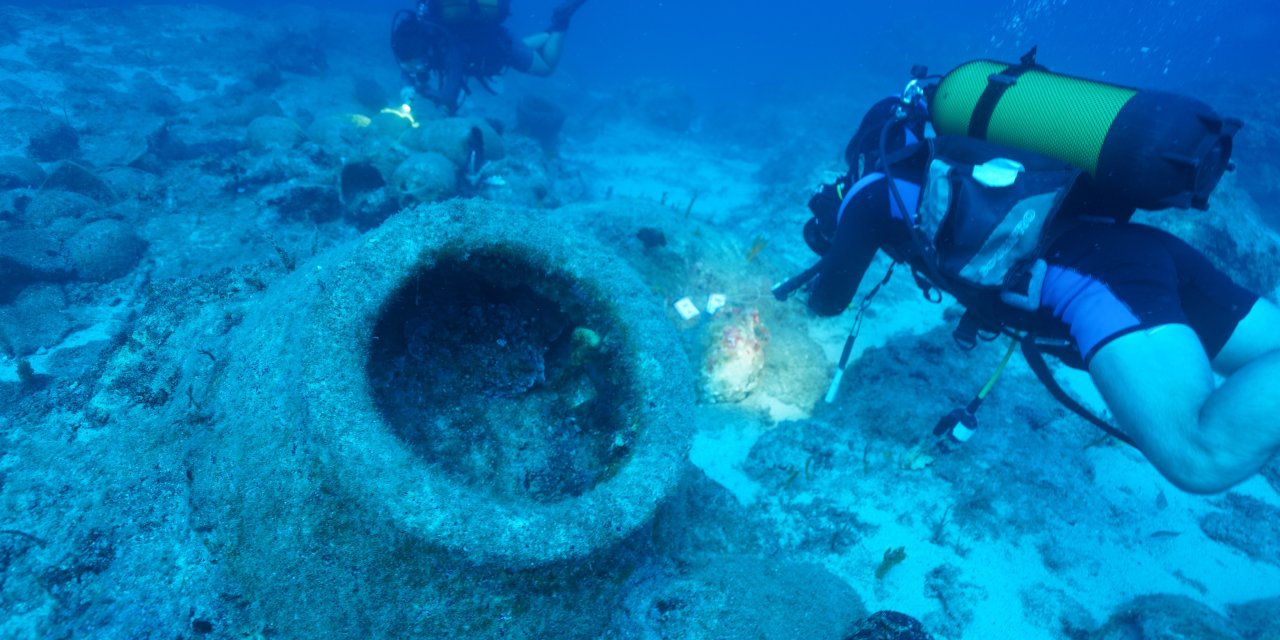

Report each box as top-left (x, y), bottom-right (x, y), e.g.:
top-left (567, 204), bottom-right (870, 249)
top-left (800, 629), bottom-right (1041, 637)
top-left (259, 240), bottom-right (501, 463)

top-left (391, 0), bottom-right (589, 114)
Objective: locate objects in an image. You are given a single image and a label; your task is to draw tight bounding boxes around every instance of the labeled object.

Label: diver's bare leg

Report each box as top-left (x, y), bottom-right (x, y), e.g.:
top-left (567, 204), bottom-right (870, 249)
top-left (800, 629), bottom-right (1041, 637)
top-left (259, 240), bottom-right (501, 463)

top-left (1089, 300), bottom-right (1280, 493)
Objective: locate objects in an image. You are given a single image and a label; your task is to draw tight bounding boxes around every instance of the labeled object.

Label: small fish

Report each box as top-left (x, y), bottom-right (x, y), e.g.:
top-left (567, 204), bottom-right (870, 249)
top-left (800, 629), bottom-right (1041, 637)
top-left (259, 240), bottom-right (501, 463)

top-left (1148, 530), bottom-right (1182, 540)
top-left (745, 235), bottom-right (768, 262)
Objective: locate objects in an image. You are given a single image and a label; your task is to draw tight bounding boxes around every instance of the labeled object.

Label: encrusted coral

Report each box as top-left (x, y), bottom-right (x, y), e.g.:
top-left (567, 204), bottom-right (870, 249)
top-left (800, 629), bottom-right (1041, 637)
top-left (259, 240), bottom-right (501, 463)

top-left (701, 307), bottom-right (768, 403)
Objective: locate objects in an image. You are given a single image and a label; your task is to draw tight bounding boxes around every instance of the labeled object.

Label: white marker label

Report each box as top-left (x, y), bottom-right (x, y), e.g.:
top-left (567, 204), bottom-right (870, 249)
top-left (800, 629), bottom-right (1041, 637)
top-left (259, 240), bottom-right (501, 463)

top-left (674, 297), bottom-right (700, 320)
top-left (706, 293), bottom-right (727, 315)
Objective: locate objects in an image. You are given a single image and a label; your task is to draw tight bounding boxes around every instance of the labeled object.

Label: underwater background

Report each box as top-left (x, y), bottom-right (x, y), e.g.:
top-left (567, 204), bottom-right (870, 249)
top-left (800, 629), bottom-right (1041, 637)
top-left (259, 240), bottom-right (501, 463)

top-left (2, 0), bottom-right (1280, 638)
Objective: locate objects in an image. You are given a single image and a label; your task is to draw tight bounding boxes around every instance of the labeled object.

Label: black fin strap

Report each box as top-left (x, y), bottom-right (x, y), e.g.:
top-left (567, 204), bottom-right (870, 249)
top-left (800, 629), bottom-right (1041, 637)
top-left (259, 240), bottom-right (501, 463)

top-left (953, 310), bottom-right (984, 351)
top-left (1019, 336), bottom-right (1138, 449)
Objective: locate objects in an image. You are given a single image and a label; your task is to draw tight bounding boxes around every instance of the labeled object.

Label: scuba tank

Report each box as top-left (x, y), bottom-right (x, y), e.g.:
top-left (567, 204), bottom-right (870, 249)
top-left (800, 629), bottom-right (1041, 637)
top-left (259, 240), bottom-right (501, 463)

top-left (428, 0), bottom-right (512, 25)
top-left (928, 49), bottom-right (1241, 211)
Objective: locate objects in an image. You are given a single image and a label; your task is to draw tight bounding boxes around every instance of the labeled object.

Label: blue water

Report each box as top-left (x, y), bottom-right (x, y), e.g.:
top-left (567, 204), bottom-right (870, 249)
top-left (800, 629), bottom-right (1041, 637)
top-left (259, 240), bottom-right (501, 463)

top-left (27, 0), bottom-right (1279, 103)
top-left (527, 0), bottom-right (1280, 103)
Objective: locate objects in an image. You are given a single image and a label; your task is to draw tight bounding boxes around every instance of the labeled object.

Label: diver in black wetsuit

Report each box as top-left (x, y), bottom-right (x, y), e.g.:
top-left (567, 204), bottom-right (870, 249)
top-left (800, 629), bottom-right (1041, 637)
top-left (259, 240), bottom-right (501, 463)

top-left (391, 0), bottom-right (588, 114)
top-left (803, 97), bottom-right (1280, 495)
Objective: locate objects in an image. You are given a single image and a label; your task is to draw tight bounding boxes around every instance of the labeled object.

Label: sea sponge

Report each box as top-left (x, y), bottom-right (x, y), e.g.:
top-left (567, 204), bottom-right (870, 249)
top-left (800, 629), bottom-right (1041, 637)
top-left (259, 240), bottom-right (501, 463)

top-left (701, 307), bottom-right (768, 403)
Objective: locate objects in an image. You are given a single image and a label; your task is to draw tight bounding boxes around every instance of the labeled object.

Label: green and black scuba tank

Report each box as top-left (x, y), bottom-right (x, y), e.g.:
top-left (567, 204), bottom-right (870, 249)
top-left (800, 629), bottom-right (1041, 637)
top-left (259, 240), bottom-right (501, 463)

top-left (427, 0), bottom-right (512, 25)
top-left (928, 49), bottom-right (1241, 211)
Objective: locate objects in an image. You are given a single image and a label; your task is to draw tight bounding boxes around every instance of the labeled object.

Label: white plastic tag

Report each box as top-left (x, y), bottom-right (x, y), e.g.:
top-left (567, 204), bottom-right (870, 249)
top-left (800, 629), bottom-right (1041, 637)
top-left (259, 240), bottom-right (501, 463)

top-left (674, 297), bottom-right (700, 320)
top-left (972, 158), bottom-right (1024, 188)
top-left (706, 293), bottom-right (726, 315)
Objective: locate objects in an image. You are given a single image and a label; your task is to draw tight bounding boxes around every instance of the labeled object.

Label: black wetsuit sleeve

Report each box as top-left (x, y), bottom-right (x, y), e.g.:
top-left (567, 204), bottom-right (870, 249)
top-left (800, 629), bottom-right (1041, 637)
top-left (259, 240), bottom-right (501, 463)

top-left (437, 47), bottom-right (466, 112)
top-left (807, 179), bottom-right (894, 316)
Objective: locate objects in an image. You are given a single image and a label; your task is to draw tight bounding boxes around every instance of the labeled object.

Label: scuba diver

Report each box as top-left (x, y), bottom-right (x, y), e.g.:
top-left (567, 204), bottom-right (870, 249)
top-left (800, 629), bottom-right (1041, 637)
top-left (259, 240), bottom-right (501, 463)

top-left (778, 52), bottom-right (1280, 495)
top-left (391, 0), bottom-right (589, 114)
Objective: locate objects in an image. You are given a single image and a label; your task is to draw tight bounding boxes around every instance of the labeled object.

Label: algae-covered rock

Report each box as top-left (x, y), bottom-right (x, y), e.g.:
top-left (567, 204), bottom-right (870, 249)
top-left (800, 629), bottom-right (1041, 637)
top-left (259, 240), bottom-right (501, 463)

top-left (1228, 597), bottom-right (1280, 640)
top-left (246, 115), bottom-right (303, 153)
top-left (28, 120), bottom-right (80, 162)
top-left (216, 94), bottom-right (285, 127)
top-left (0, 155), bottom-right (45, 190)
top-left (0, 108), bottom-right (74, 161)
top-left (64, 219), bottom-right (146, 282)
top-left (306, 113), bottom-right (371, 151)
top-left (1198, 492), bottom-right (1280, 565)
top-left (97, 167), bottom-right (160, 201)
top-left (126, 72), bottom-right (183, 117)
top-left (265, 184), bottom-right (341, 223)
top-left (614, 556), bottom-right (865, 639)
top-left (20, 190), bottom-right (98, 227)
top-left (1091, 594), bottom-right (1241, 640)
top-left (0, 283), bottom-right (73, 356)
top-left (42, 162), bottom-right (118, 205)
top-left (401, 116), bottom-right (505, 168)
top-left (0, 228), bottom-right (71, 285)
top-left (77, 112), bottom-right (161, 168)
top-left (391, 151), bottom-right (457, 205)
top-left (846, 611), bottom-right (935, 640)
top-left (367, 109), bottom-right (415, 141)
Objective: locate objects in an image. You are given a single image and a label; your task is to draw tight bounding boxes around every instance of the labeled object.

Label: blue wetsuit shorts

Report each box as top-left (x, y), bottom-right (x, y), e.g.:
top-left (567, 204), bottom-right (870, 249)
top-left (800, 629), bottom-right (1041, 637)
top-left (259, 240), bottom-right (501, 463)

top-left (1039, 222), bottom-right (1258, 367)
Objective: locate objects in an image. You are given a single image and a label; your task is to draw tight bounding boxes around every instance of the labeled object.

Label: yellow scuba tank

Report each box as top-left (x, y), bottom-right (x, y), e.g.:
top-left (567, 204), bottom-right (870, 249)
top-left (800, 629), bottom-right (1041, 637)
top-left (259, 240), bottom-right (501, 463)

top-left (928, 50), bottom-right (1241, 211)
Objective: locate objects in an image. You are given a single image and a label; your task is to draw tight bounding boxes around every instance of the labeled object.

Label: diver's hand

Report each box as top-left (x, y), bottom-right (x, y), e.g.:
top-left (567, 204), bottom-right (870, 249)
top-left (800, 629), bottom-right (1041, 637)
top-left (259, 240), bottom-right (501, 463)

top-left (548, 0), bottom-right (588, 32)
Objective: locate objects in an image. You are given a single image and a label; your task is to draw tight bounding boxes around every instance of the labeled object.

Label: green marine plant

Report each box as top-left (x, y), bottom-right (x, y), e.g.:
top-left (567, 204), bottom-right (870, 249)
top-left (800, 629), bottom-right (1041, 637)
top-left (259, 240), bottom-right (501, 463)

top-left (875, 546), bottom-right (907, 580)
top-left (683, 191), bottom-right (699, 218)
top-left (929, 506), bottom-right (953, 546)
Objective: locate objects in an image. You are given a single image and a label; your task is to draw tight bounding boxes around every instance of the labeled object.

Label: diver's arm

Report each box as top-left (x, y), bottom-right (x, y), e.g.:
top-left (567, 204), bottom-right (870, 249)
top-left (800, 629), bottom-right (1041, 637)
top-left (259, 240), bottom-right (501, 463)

top-left (807, 180), bottom-right (895, 316)
top-left (399, 69), bottom-right (423, 105)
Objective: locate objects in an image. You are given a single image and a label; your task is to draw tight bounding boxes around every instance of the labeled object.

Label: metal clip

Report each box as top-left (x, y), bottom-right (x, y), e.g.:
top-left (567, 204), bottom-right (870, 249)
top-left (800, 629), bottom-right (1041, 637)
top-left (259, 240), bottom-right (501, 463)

top-left (1000, 259), bottom-right (1047, 312)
